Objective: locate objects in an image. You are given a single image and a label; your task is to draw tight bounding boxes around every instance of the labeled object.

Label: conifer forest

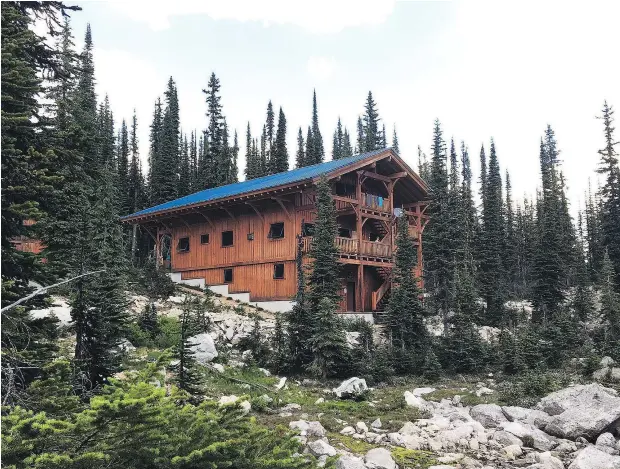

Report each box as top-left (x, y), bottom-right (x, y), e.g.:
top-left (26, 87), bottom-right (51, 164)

top-left (2, 2), bottom-right (620, 468)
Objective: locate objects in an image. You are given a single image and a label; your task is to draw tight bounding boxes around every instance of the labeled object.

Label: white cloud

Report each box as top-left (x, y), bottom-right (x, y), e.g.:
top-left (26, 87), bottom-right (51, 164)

top-left (307, 56), bottom-right (337, 82)
top-left (108, 0), bottom-right (397, 34)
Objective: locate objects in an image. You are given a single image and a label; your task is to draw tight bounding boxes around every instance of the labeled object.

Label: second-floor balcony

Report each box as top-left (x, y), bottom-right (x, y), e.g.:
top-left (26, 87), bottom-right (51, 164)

top-left (302, 236), bottom-right (392, 260)
top-left (334, 192), bottom-right (391, 214)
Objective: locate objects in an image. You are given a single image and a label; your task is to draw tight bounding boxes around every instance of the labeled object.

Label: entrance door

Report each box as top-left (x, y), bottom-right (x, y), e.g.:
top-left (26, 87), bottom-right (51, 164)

top-left (346, 281), bottom-right (356, 311)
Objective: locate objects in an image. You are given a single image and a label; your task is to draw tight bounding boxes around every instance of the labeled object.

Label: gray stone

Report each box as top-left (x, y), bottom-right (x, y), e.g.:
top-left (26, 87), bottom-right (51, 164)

top-left (412, 387), bottom-right (436, 396)
top-left (336, 455), bottom-right (367, 469)
top-left (602, 357), bottom-right (616, 367)
top-left (503, 405), bottom-right (551, 429)
top-left (568, 445), bottom-right (620, 469)
top-left (502, 444), bottom-right (523, 460)
top-left (308, 421), bottom-right (326, 437)
top-left (597, 433), bottom-right (617, 448)
top-left (340, 426), bottom-right (356, 435)
top-left (493, 430), bottom-right (524, 447)
top-left (307, 439), bottom-right (337, 457)
top-left (593, 368), bottom-right (620, 382)
top-left (500, 421), bottom-right (556, 451)
top-left (404, 391), bottom-right (431, 410)
top-left (471, 404), bottom-right (509, 428)
top-left (428, 466), bottom-right (456, 469)
top-left (333, 377), bottom-right (368, 399)
top-left (188, 333), bottom-right (218, 363)
top-left (356, 421), bottom-right (368, 433)
top-left (315, 397), bottom-right (325, 405)
top-left (371, 418), bottom-right (382, 429)
top-left (537, 384), bottom-right (618, 416)
top-left (282, 403), bottom-right (301, 412)
top-left (211, 363), bottom-right (225, 373)
top-left (365, 448), bottom-right (396, 469)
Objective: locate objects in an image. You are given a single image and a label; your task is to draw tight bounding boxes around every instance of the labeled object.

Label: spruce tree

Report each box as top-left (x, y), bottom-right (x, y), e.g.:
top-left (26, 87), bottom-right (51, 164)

top-left (306, 297), bottom-right (348, 378)
top-left (178, 134), bottom-right (191, 196)
top-left (342, 128), bottom-right (354, 157)
top-left (271, 313), bottom-right (289, 374)
top-left (189, 130), bottom-right (198, 190)
top-left (231, 129), bottom-right (239, 182)
top-left (362, 91), bottom-right (382, 152)
top-left (203, 72), bottom-right (224, 188)
top-left (596, 102), bottom-right (620, 288)
top-left (157, 77), bottom-right (179, 201)
top-left (128, 111), bottom-right (146, 260)
top-left (392, 126), bottom-right (400, 154)
top-left (266, 100), bottom-right (275, 171)
top-left (97, 95), bottom-right (115, 168)
top-left (356, 116), bottom-right (364, 153)
top-left (117, 119), bottom-right (130, 213)
top-left (244, 123), bottom-right (259, 179)
top-left (259, 125), bottom-right (268, 176)
top-left (332, 117), bottom-right (344, 160)
top-left (295, 127), bottom-right (306, 168)
top-left (148, 98), bottom-right (163, 202)
top-left (599, 250), bottom-right (620, 357)
top-left (504, 171), bottom-right (518, 297)
top-left (171, 297), bottom-right (203, 396)
top-left (287, 230), bottom-right (312, 370)
top-left (272, 107), bottom-right (289, 173)
top-left (306, 90), bottom-right (324, 165)
top-left (385, 215), bottom-right (430, 373)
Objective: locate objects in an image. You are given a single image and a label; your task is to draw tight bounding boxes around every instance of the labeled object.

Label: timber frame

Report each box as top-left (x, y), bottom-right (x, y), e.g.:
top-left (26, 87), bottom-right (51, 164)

top-left (121, 148), bottom-right (429, 314)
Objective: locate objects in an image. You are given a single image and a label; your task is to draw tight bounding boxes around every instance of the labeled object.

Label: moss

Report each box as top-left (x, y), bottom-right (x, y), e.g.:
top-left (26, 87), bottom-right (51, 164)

top-left (391, 448), bottom-right (439, 468)
top-left (328, 433), bottom-right (379, 454)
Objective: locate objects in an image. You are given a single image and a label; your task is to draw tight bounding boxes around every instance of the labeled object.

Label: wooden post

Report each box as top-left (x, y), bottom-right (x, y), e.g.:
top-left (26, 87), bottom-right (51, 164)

top-left (356, 172), bottom-right (364, 311)
top-left (357, 264), bottom-right (364, 312)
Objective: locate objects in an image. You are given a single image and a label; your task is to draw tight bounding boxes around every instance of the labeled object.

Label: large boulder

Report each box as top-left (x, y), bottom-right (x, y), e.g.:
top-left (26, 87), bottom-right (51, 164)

top-left (499, 421), bottom-right (556, 451)
top-left (404, 391), bottom-right (431, 411)
top-left (492, 430), bottom-right (524, 447)
top-left (537, 384), bottom-right (618, 416)
top-left (307, 439), bottom-right (337, 457)
top-left (568, 445), bottom-right (620, 469)
top-left (333, 377), bottom-right (368, 399)
top-left (365, 448), bottom-right (396, 469)
top-left (502, 406), bottom-right (551, 429)
top-left (336, 455), bottom-right (367, 469)
top-left (188, 332), bottom-right (218, 363)
top-left (471, 404), bottom-right (509, 428)
top-left (593, 368), bottom-right (620, 382)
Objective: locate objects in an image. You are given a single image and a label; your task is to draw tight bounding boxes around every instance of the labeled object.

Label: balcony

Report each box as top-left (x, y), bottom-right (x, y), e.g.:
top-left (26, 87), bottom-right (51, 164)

top-left (302, 236), bottom-right (392, 260)
top-left (333, 192), bottom-right (391, 214)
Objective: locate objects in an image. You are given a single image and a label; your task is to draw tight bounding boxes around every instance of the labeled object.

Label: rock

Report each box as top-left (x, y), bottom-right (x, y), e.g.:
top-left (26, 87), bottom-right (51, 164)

top-left (341, 426), bottom-right (356, 435)
top-left (275, 377), bottom-right (287, 390)
top-left (401, 434), bottom-right (424, 450)
top-left (602, 357), bottom-right (616, 367)
top-left (117, 338), bottom-right (136, 353)
top-left (239, 400), bottom-right (251, 414)
top-left (537, 384), bottom-right (619, 416)
top-left (471, 404), bottom-right (509, 428)
top-left (308, 421), bottom-right (326, 437)
top-left (597, 433), bottom-right (617, 448)
top-left (356, 421), bottom-right (368, 433)
top-left (257, 367), bottom-right (271, 376)
top-left (412, 387), bottom-right (436, 396)
top-left (365, 448), bottom-right (396, 469)
top-left (307, 439), bottom-right (337, 457)
top-left (336, 455), bottom-right (367, 469)
top-left (500, 421), bottom-right (556, 451)
top-left (315, 397), bottom-right (325, 405)
top-left (279, 412), bottom-right (293, 417)
top-left (346, 331), bottom-right (361, 348)
top-left (333, 377), bottom-right (368, 399)
top-left (371, 418), bottom-right (382, 429)
top-left (188, 333), bottom-right (218, 363)
top-left (404, 391), bottom-right (431, 410)
top-left (301, 379), bottom-right (320, 387)
top-left (528, 451), bottom-right (565, 469)
top-left (545, 402), bottom-right (620, 441)
top-left (317, 454), bottom-right (328, 468)
top-left (219, 394), bottom-right (240, 405)
top-left (475, 386), bottom-right (494, 397)
top-left (493, 430), bottom-right (525, 447)
top-left (211, 363), bottom-right (225, 373)
top-left (502, 406), bottom-right (551, 429)
top-left (399, 421), bottom-right (420, 435)
top-left (428, 466), bottom-right (456, 469)
top-left (282, 403), bottom-right (301, 412)
top-left (568, 445), bottom-right (620, 469)
top-left (593, 368), bottom-right (620, 382)
top-left (555, 441), bottom-right (578, 453)
top-left (503, 444), bottom-right (523, 459)
top-left (257, 394), bottom-right (273, 405)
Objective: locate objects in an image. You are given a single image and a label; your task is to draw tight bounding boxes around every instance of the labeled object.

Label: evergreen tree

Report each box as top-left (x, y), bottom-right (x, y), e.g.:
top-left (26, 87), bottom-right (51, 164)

top-left (479, 139), bottom-right (506, 325)
top-left (342, 128), bottom-right (353, 157)
top-left (295, 127), bottom-right (306, 168)
top-left (332, 117), bottom-right (344, 160)
top-left (362, 91), bottom-right (382, 152)
top-left (259, 125), bottom-right (268, 176)
top-left (138, 302), bottom-right (159, 337)
top-left (305, 90), bottom-right (324, 165)
top-left (97, 95), bottom-right (115, 168)
top-left (272, 107), bottom-right (289, 173)
top-left (171, 297), bottom-right (204, 395)
top-left (189, 130), bottom-right (198, 190)
top-left (244, 123), bottom-right (259, 179)
top-left (504, 171), bottom-right (519, 297)
top-left (306, 297), bottom-right (348, 378)
top-left (381, 123), bottom-right (387, 148)
top-left (219, 120), bottom-right (233, 184)
top-left (157, 77), bottom-right (179, 201)
top-left (385, 215), bottom-right (430, 373)
top-left (287, 229), bottom-right (312, 370)
top-left (417, 145), bottom-right (430, 182)
top-left (128, 111), bottom-right (146, 260)
top-left (392, 126), bottom-right (400, 154)
top-left (460, 142), bottom-right (477, 271)
top-left (148, 98), bottom-right (163, 203)
top-left (585, 182), bottom-right (604, 282)
top-left (270, 313), bottom-right (289, 374)
top-left (117, 119), bottom-right (129, 213)
top-left (599, 250), bottom-right (620, 358)
top-left (596, 102), bottom-right (620, 288)
top-left (178, 133), bottom-right (191, 196)
top-left (356, 116), bottom-right (364, 153)
top-left (231, 129), bottom-right (239, 182)
top-left (266, 100), bottom-right (275, 170)
top-left (202, 72), bottom-right (225, 188)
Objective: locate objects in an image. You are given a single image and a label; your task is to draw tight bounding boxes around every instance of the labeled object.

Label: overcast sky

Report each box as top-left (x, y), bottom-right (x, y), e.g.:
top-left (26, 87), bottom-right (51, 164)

top-left (67, 0), bottom-right (619, 211)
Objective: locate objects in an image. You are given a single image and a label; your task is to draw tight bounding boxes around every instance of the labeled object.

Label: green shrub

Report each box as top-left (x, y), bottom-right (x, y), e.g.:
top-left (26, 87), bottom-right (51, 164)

top-left (498, 370), bottom-right (572, 407)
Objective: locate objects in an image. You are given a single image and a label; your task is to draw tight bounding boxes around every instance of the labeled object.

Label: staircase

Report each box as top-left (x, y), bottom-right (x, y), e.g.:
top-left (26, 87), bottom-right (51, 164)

top-left (368, 218), bottom-right (388, 241)
top-left (371, 266), bottom-right (392, 312)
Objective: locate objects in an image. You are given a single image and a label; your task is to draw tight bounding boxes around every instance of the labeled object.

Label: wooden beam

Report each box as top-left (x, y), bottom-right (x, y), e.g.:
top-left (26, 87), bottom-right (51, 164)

top-left (222, 207), bottom-right (236, 221)
top-left (359, 170), bottom-right (392, 183)
top-left (271, 197), bottom-right (293, 221)
top-left (388, 171), bottom-right (407, 179)
top-left (175, 216), bottom-right (191, 229)
top-left (332, 195), bottom-right (358, 205)
top-left (142, 225), bottom-right (157, 242)
top-left (195, 211), bottom-right (215, 229)
top-left (245, 201), bottom-right (264, 223)
top-left (360, 211), bottom-right (391, 222)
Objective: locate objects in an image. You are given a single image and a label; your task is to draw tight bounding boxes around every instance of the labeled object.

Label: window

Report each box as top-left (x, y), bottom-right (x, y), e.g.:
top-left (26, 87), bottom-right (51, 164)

top-left (224, 268), bottom-right (233, 283)
top-left (177, 237), bottom-right (190, 252)
top-left (247, 232), bottom-right (254, 241)
top-left (273, 263), bottom-right (285, 279)
top-left (200, 233), bottom-right (210, 244)
top-left (268, 222), bottom-right (285, 239)
top-left (369, 232), bottom-right (380, 242)
top-left (338, 227), bottom-right (352, 238)
top-left (302, 223), bottom-right (315, 237)
top-left (222, 230), bottom-right (234, 247)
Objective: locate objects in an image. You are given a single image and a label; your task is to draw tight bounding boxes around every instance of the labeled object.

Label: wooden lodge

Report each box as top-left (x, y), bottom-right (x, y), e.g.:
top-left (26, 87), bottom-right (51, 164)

top-left (121, 148), bottom-right (429, 316)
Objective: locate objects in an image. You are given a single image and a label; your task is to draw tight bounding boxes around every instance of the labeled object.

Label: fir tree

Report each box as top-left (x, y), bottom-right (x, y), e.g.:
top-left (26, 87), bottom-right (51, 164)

top-left (178, 133), bottom-right (191, 196)
top-left (504, 171), bottom-right (518, 297)
top-left (171, 297), bottom-right (203, 396)
top-left (306, 90), bottom-right (324, 165)
top-left (362, 91), bottom-right (382, 152)
top-left (332, 117), bottom-right (344, 160)
top-left (203, 72), bottom-right (225, 188)
top-left (356, 116), bottom-right (364, 153)
top-left (271, 313), bottom-right (289, 374)
top-left (599, 250), bottom-right (620, 358)
top-left (138, 302), bottom-right (159, 337)
top-left (189, 130), bottom-right (198, 190)
top-left (231, 129), bottom-right (239, 182)
top-left (97, 95), bottom-right (115, 168)
top-left (596, 102), bottom-right (620, 288)
top-left (158, 77), bottom-right (180, 200)
top-left (392, 126), bottom-right (400, 154)
top-left (306, 297), bottom-right (348, 378)
top-left (117, 119), bottom-right (129, 213)
top-left (127, 111), bottom-right (145, 260)
top-left (417, 145), bottom-right (430, 182)
top-left (287, 230), bottom-right (312, 370)
top-left (385, 215), bottom-right (430, 373)
top-left (148, 98), bottom-right (163, 203)
top-left (272, 107), bottom-right (289, 173)
top-left (342, 128), bottom-right (353, 157)
top-left (259, 125), bottom-right (268, 177)
top-left (245, 123), bottom-right (259, 179)
top-left (266, 100), bottom-right (275, 170)
top-left (295, 127), bottom-right (306, 168)
top-left (381, 123), bottom-right (387, 148)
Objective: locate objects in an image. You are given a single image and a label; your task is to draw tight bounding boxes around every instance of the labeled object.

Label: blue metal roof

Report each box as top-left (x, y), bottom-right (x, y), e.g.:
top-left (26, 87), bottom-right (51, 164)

top-left (122, 148), bottom-right (390, 220)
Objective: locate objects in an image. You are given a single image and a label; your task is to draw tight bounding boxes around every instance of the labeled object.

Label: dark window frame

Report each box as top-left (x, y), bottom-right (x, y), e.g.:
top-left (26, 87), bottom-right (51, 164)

top-left (200, 233), bottom-right (210, 244)
top-left (338, 227), bottom-right (352, 238)
top-left (268, 222), bottom-right (285, 239)
top-left (177, 237), bottom-right (190, 253)
top-left (222, 230), bottom-right (234, 247)
top-left (273, 263), bottom-right (285, 280)
top-left (302, 223), bottom-right (315, 237)
top-left (224, 268), bottom-right (233, 283)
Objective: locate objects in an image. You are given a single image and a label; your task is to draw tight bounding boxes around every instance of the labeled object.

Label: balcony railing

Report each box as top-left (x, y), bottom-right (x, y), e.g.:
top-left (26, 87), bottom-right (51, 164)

top-left (362, 192), bottom-right (390, 213)
top-left (302, 236), bottom-right (392, 259)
